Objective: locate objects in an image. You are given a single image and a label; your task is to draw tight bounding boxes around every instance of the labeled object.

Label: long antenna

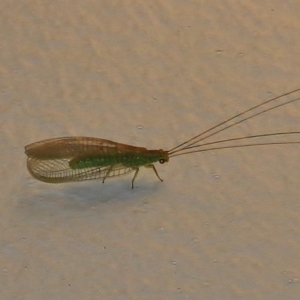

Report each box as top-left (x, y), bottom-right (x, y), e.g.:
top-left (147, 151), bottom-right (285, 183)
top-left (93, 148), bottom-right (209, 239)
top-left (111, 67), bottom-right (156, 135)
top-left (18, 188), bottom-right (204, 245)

top-left (168, 88), bottom-right (300, 155)
top-left (168, 131), bottom-right (300, 157)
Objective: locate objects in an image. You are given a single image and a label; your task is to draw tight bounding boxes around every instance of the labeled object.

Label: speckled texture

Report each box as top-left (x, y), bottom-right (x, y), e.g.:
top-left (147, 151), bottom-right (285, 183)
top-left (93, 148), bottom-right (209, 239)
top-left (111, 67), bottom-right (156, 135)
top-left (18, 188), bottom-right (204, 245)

top-left (1, 1), bottom-right (300, 299)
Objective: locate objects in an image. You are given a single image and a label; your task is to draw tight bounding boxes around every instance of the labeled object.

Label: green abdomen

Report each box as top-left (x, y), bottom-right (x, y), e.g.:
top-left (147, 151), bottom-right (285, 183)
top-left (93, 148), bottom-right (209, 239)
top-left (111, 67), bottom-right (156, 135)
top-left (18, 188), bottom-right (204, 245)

top-left (69, 155), bottom-right (117, 168)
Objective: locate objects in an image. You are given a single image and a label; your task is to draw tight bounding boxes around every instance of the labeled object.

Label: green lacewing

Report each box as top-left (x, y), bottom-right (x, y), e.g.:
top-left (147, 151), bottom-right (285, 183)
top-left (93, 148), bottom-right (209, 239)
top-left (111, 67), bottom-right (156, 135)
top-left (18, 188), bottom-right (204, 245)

top-left (25, 88), bottom-right (300, 188)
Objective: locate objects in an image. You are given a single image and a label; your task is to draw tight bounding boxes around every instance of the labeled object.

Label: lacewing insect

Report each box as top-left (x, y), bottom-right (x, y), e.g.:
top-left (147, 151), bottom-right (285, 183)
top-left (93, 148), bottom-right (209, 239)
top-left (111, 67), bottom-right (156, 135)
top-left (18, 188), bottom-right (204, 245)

top-left (25, 89), bottom-right (300, 188)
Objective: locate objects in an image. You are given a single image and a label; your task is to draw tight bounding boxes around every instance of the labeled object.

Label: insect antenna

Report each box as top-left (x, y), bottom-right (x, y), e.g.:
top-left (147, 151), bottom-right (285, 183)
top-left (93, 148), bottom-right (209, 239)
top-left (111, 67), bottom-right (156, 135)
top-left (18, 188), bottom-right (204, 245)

top-left (168, 131), bottom-right (300, 157)
top-left (168, 88), bottom-right (300, 156)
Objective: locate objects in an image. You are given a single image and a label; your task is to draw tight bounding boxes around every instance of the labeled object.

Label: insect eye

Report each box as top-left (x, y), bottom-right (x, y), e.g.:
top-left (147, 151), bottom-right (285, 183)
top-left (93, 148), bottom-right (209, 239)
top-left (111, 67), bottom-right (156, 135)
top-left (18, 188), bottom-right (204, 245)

top-left (159, 159), bottom-right (165, 164)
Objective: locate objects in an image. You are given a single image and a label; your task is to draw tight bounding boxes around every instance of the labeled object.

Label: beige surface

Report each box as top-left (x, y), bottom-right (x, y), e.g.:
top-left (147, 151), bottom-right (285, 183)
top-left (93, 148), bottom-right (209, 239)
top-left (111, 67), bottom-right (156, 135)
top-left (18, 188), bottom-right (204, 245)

top-left (1, 1), bottom-right (300, 299)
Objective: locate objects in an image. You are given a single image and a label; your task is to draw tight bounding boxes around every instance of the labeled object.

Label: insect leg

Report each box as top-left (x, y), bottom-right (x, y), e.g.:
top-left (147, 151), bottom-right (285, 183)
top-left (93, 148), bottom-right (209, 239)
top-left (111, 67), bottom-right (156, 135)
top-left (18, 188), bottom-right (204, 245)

top-left (131, 168), bottom-right (139, 189)
top-left (102, 166), bottom-right (113, 184)
top-left (145, 164), bottom-right (163, 182)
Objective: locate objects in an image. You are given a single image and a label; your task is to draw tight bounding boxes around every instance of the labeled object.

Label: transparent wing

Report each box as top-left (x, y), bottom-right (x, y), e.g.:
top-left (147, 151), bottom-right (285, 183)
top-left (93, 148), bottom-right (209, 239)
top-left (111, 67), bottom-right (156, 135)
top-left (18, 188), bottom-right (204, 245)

top-left (25, 136), bottom-right (124, 160)
top-left (27, 157), bottom-right (134, 183)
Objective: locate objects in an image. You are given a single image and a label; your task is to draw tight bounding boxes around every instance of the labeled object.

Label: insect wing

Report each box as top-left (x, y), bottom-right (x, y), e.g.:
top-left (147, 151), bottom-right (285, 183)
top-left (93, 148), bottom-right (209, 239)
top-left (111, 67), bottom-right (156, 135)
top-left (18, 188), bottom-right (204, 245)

top-left (25, 137), bottom-right (136, 183)
top-left (25, 136), bottom-right (122, 159)
top-left (27, 157), bottom-right (134, 183)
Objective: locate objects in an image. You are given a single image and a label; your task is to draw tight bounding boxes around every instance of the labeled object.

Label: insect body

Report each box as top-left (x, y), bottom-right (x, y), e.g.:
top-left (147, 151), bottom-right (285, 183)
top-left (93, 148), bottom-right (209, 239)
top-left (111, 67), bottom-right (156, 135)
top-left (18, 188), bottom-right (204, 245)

top-left (25, 88), bottom-right (300, 188)
top-left (25, 137), bottom-right (168, 188)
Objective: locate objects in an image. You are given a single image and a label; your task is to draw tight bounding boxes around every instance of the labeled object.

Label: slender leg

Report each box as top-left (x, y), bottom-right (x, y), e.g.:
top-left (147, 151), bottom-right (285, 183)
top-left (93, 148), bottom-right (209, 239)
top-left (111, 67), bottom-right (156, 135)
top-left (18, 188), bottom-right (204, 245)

top-left (102, 166), bottom-right (113, 184)
top-left (131, 168), bottom-right (139, 189)
top-left (145, 164), bottom-right (163, 182)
